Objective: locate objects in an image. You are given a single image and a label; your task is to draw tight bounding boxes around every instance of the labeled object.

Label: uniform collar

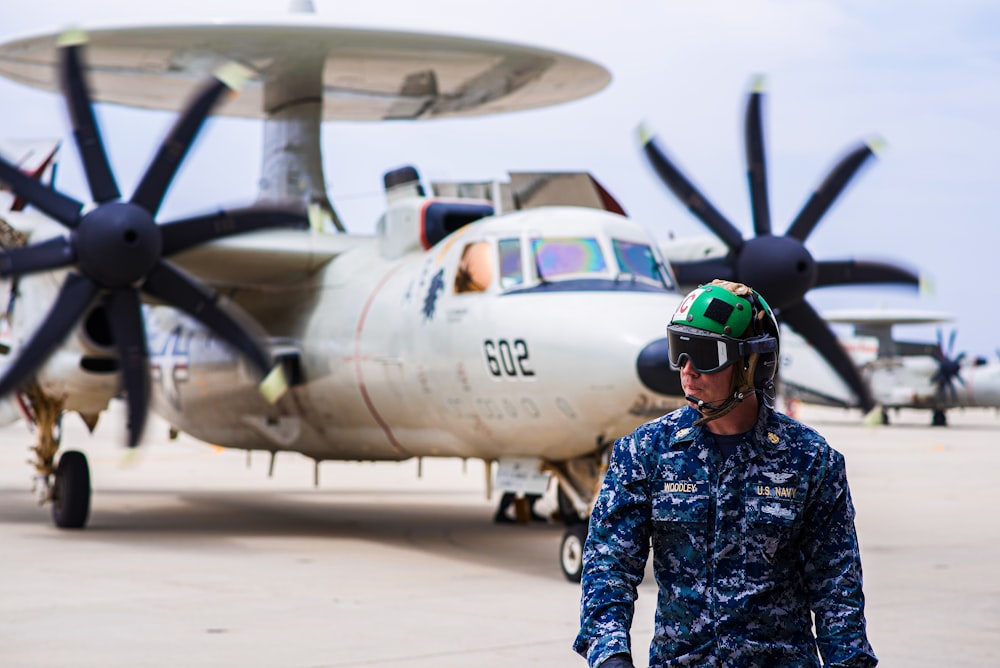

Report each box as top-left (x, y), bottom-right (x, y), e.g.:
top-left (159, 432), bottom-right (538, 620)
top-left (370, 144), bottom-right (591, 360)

top-left (667, 404), bottom-right (790, 460)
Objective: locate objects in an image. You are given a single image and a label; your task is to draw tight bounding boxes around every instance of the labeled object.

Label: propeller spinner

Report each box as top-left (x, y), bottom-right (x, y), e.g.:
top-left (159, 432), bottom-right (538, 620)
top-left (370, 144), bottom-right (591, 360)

top-left (640, 77), bottom-right (919, 412)
top-left (0, 33), bottom-right (306, 446)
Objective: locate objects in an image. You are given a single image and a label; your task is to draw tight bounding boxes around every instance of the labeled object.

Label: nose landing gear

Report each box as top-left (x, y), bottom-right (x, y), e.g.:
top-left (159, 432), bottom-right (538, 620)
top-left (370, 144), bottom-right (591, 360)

top-left (21, 380), bottom-right (93, 528)
top-left (50, 449), bottom-right (91, 528)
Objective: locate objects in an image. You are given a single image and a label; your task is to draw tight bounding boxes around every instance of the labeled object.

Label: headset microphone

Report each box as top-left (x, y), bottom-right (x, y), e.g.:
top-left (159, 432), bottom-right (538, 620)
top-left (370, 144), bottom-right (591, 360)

top-left (685, 394), bottom-right (721, 411)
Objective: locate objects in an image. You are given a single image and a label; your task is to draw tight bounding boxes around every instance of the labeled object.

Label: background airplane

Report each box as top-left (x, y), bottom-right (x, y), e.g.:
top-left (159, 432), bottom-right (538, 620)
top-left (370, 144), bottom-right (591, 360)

top-left (781, 309), bottom-right (1000, 426)
top-left (0, 6), bottom-right (954, 580)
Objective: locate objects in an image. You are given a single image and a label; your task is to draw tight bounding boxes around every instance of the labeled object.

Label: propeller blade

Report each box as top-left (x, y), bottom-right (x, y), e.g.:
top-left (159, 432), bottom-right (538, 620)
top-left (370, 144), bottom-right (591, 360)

top-left (131, 63), bottom-right (250, 216)
top-left (0, 236), bottom-right (75, 277)
top-left (0, 154), bottom-right (83, 227)
top-left (142, 260), bottom-right (271, 376)
top-left (637, 124), bottom-right (745, 251)
top-left (781, 300), bottom-right (875, 412)
top-left (102, 288), bottom-right (150, 448)
top-left (814, 259), bottom-right (919, 289)
top-left (669, 257), bottom-right (737, 288)
top-left (786, 141), bottom-right (878, 242)
top-left (159, 204), bottom-right (308, 257)
top-left (934, 328), bottom-right (946, 358)
top-left (0, 273), bottom-right (99, 397)
top-left (59, 33), bottom-right (120, 204)
top-left (744, 82), bottom-right (771, 237)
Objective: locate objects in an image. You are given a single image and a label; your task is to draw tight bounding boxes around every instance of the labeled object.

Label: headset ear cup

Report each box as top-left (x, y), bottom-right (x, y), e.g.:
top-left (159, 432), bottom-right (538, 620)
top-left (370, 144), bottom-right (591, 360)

top-left (754, 351), bottom-right (778, 387)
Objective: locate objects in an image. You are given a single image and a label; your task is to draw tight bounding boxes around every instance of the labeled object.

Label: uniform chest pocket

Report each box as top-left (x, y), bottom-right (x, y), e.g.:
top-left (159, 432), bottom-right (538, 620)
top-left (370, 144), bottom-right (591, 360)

top-left (744, 479), bottom-right (804, 582)
top-left (746, 479), bottom-right (803, 525)
top-left (650, 480), bottom-right (709, 577)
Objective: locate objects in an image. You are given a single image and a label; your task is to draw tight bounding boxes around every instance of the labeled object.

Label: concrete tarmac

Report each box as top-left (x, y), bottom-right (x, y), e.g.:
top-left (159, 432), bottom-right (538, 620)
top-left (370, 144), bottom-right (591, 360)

top-left (0, 403), bottom-right (998, 667)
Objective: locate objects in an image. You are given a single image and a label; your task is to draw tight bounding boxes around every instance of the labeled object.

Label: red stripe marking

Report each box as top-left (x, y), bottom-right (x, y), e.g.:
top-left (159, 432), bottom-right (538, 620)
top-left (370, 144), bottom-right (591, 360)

top-left (353, 261), bottom-right (412, 458)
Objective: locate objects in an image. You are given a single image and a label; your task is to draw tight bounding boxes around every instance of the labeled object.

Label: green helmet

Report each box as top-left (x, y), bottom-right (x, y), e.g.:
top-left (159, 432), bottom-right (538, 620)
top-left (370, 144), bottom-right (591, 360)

top-left (667, 280), bottom-right (779, 388)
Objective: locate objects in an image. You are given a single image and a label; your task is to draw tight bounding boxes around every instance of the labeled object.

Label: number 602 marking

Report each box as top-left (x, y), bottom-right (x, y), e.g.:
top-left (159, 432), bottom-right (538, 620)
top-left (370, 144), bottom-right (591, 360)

top-left (483, 339), bottom-right (535, 377)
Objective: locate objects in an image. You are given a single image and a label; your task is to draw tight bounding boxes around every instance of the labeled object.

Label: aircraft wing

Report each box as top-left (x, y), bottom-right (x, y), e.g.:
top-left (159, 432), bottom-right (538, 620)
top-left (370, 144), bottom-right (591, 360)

top-left (167, 228), bottom-right (365, 288)
top-left (822, 308), bottom-right (953, 358)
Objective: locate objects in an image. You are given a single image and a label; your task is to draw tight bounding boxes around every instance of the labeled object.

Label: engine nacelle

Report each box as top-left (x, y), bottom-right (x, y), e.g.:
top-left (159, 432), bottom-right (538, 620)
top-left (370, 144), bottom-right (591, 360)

top-left (377, 165), bottom-right (493, 259)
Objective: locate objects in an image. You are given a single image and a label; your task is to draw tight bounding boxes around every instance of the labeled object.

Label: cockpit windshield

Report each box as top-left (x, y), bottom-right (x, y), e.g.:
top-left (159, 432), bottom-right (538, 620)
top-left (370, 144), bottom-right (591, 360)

top-left (525, 236), bottom-right (672, 290)
top-left (613, 239), bottom-right (671, 287)
top-left (532, 237), bottom-right (607, 280)
top-left (456, 234), bottom-right (675, 296)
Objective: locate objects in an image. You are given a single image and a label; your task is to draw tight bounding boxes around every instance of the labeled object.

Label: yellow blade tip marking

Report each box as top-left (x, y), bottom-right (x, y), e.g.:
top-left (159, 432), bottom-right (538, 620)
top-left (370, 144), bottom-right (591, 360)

top-left (863, 406), bottom-right (884, 427)
top-left (215, 61), bottom-right (253, 92)
top-left (919, 275), bottom-right (935, 297)
top-left (57, 28), bottom-right (88, 47)
top-left (308, 203), bottom-right (325, 231)
top-left (636, 121), bottom-right (653, 146)
top-left (259, 365), bottom-right (289, 404)
top-left (867, 136), bottom-right (887, 156)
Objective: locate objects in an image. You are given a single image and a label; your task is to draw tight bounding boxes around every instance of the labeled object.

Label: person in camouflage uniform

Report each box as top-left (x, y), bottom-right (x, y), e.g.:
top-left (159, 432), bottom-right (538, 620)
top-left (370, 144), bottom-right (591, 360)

top-left (574, 280), bottom-right (876, 667)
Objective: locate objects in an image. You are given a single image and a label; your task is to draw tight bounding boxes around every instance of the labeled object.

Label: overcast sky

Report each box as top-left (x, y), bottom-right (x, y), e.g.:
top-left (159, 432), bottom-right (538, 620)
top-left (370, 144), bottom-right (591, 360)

top-left (0, 1), bottom-right (997, 356)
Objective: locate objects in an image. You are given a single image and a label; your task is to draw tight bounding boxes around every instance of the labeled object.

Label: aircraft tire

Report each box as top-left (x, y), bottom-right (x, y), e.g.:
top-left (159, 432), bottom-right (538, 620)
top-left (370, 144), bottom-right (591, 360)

top-left (560, 522), bottom-right (589, 583)
top-left (51, 450), bottom-right (91, 529)
top-left (932, 410), bottom-right (948, 427)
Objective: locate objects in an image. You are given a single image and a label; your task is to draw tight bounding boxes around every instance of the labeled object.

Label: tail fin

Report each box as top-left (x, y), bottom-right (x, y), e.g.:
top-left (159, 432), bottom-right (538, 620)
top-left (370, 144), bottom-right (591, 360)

top-left (0, 139), bottom-right (61, 212)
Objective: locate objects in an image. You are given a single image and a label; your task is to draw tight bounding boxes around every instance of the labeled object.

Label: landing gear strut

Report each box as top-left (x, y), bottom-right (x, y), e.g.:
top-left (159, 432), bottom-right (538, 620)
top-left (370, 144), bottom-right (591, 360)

top-left (20, 381), bottom-right (92, 528)
top-left (547, 450), bottom-right (606, 582)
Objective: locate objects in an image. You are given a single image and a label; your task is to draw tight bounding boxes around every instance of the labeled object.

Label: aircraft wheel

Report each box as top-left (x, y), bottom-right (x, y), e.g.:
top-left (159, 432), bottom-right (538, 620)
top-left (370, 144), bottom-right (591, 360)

top-left (932, 410), bottom-right (948, 427)
top-left (560, 522), bottom-right (589, 583)
top-left (51, 450), bottom-right (91, 529)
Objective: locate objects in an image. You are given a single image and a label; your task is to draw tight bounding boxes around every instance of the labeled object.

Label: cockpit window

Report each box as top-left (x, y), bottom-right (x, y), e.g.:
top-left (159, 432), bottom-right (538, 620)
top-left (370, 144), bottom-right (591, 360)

top-left (531, 237), bottom-right (607, 280)
top-left (613, 239), bottom-right (672, 288)
top-left (454, 241), bottom-right (493, 293)
top-left (499, 238), bottom-right (523, 289)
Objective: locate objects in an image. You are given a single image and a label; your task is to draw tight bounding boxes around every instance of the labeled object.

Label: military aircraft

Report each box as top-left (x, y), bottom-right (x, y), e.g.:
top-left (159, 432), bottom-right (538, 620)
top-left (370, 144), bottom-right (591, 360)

top-left (781, 309), bottom-right (1000, 426)
top-left (0, 12), bottom-right (918, 581)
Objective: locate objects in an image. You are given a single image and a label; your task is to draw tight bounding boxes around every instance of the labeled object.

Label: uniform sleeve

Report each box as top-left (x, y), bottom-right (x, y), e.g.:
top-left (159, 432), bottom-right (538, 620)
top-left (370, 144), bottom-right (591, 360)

top-left (800, 447), bottom-right (878, 667)
top-left (573, 432), bottom-right (653, 668)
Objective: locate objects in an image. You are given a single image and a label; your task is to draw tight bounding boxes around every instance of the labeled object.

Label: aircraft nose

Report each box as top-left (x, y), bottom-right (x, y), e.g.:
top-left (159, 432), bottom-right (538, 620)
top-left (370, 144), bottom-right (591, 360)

top-left (637, 337), bottom-right (682, 396)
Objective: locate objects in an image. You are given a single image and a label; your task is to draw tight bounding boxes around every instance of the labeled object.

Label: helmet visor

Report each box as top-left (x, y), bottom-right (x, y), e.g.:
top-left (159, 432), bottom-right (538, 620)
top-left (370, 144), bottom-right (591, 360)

top-left (667, 327), bottom-right (778, 373)
top-left (667, 329), bottom-right (739, 373)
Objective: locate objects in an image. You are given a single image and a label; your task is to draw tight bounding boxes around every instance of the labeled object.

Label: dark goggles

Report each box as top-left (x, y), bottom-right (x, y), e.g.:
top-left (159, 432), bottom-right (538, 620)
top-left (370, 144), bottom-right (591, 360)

top-left (667, 327), bottom-right (777, 373)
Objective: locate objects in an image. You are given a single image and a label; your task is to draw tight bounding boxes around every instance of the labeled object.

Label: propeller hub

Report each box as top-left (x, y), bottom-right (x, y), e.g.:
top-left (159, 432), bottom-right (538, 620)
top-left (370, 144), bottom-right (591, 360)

top-left (636, 337), bottom-right (683, 396)
top-left (75, 202), bottom-right (162, 288)
top-left (736, 235), bottom-right (816, 311)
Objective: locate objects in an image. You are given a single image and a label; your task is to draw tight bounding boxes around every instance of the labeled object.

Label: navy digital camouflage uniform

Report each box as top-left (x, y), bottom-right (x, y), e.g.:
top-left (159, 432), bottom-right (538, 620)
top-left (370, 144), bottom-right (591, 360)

top-left (574, 404), bottom-right (876, 667)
